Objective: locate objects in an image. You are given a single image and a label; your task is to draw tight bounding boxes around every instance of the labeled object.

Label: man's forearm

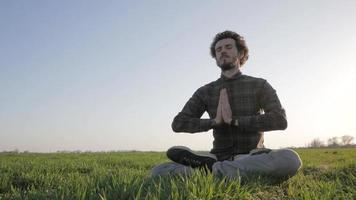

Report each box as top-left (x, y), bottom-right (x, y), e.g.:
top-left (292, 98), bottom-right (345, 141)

top-left (172, 113), bottom-right (215, 133)
top-left (232, 109), bottom-right (287, 132)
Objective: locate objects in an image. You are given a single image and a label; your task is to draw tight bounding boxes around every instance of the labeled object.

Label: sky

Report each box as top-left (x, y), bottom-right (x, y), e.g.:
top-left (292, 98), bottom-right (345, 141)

top-left (0, 0), bottom-right (355, 152)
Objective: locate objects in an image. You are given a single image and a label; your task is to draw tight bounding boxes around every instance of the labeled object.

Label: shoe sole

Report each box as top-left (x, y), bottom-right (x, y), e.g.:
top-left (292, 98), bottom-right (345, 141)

top-left (166, 146), bottom-right (216, 168)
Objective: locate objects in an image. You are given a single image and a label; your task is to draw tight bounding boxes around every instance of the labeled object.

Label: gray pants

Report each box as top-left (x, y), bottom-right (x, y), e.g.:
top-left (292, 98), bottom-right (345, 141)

top-left (151, 148), bottom-right (302, 179)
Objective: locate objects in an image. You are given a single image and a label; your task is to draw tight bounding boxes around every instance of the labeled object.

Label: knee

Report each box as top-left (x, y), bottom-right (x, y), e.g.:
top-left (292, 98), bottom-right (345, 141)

top-left (275, 149), bottom-right (302, 177)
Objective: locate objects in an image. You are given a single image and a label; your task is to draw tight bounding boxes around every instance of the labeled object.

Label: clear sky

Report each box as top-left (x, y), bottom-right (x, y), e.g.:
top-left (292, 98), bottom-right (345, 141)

top-left (1, 0), bottom-right (355, 152)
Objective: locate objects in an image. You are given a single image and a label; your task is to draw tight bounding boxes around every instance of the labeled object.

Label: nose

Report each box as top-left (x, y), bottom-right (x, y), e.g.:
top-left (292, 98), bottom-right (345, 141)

top-left (220, 52), bottom-right (229, 58)
top-left (220, 47), bottom-right (230, 54)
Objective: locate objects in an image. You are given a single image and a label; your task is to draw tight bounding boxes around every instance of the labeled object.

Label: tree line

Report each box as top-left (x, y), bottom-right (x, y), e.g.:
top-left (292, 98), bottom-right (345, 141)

top-left (308, 135), bottom-right (354, 148)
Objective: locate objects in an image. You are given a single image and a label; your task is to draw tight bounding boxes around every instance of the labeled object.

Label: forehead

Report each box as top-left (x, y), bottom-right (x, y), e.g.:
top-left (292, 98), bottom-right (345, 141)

top-left (215, 38), bottom-right (235, 48)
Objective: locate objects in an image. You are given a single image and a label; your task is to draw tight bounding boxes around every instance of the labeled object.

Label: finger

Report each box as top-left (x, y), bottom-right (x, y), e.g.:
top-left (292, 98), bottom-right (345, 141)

top-left (223, 88), bottom-right (228, 98)
top-left (221, 90), bottom-right (232, 121)
top-left (223, 96), bottom-right (231, 114)
top-left (222, 105), bottom-right (227, 118)
top-left (221, 90), bottom-right (228, 106)
top-left (218, 89), bottom-right (223, 103)
top-left (217, 101), bottom-right (222, 117)
top-left (222, 88), bottom-right (227, 101)
top-left (222, 89), bottom-right (231, 108)
top-left (221, 88), bottom-right (227, 99)
top-left (217, 92), bottom-right (221, 105)
top-left (219, 88), bottom-right (225, 96)
top-left (218, 89), bottom-right (225, 108)
top-left (222, 105), bottom-right (232, 123)
top-left (217, 91), bottom-right (223, 111)
top-left (222, 102), bottom-right (230, 116)
top-left (221, 99), bottom-right (228, 119)
top-left (216, 89), bottom-right (224, 121)
top-left (221, 90), bottom-right (228, 113)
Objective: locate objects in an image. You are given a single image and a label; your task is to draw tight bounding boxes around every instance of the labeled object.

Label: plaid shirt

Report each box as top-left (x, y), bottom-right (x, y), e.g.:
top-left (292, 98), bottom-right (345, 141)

top-left (171, 72), bottom-right (287, 161)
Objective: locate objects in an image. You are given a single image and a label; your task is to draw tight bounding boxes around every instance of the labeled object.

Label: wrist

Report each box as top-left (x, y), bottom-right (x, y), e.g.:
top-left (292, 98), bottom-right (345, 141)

top-left (210, 119), bottom-right (217, 128)
top-left (230, 118), bottom-right (239, 126)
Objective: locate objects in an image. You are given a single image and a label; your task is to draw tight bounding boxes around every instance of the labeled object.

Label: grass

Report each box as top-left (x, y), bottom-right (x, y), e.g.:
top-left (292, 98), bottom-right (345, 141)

top-left (0, 148), bottom-right (355, 199)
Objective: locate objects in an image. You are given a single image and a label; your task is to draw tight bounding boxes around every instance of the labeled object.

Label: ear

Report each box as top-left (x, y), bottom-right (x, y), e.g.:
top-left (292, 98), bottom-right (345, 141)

top-left (238, 51), bottom-right (244, 59)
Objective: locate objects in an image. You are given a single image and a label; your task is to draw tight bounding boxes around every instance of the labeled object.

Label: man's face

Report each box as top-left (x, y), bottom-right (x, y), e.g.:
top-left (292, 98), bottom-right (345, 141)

top-left (214, 38), bottom-right (240, 71)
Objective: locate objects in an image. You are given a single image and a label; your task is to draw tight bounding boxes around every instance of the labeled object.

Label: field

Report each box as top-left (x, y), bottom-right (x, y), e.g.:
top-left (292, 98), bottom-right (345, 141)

top-left (0, 148), bottom-right (355, 200)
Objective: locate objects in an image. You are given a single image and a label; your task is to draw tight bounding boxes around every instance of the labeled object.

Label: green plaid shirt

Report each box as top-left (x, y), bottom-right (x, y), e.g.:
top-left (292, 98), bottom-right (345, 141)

top-left (171, 72), bottom-right (287, 161)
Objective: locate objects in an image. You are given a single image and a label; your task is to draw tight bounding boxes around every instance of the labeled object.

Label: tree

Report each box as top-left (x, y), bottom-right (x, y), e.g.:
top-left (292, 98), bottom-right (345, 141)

top-left (309, 138), bottom-right (324, 148)
top-left (327, 137), bottom-right (340, 147)
top-left (341, 135), bottom-right (354, 146)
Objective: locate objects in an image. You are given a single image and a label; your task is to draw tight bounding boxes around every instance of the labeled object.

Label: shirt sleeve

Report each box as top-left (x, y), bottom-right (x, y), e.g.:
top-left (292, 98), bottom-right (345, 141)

top-left (235, 80), bottom-right (288, 132)
top-left (171, 87), bottom-right (213, 133)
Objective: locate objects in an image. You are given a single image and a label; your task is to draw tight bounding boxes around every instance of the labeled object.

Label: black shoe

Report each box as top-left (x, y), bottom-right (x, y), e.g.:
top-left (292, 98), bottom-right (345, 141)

top-left (167, 146), bottom-right (217, 171)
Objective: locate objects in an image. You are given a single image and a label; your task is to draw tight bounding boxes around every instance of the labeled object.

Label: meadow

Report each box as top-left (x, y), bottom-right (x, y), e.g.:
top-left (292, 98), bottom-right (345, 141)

top-left (0, 148), bottom-right (355, 200)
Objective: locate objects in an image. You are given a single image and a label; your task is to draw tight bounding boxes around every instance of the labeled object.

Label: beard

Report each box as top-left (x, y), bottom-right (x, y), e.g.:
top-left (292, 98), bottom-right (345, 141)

top-left (217, 56), bottom-right (238, 71)
top-left (218, 62), bottom-right (235, 71)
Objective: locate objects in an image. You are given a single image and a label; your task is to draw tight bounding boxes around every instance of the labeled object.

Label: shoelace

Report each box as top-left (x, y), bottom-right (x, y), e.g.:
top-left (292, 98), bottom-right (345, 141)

top-left (182, 157), bottom-right (202, 165)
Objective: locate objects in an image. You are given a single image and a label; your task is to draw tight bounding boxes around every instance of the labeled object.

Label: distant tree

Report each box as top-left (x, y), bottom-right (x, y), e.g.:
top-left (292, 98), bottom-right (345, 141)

top-left (341, 135), bottom-right (354, 146)
top-left (327, 137), bottom-right (340, 147)
top-left (309, 138), bottom-right (324, 148)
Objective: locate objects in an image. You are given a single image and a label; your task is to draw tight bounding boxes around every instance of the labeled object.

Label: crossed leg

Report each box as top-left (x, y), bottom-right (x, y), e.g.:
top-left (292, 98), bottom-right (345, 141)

top-left (151, 147), bottom-right (302, 179)
top-left (212, 149), bottom-right (302, 179)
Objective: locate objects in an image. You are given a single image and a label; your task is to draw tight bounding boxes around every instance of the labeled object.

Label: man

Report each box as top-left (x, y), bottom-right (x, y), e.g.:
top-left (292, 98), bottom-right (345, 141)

top-left (151, 30), bottom-right (302, 179)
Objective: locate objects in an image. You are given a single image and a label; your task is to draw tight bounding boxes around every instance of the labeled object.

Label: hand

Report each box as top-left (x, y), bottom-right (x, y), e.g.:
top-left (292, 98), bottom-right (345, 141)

top-left (221, 88), bottom-right (232, 124)
top-left (214, 88), bottom-right (232, 125)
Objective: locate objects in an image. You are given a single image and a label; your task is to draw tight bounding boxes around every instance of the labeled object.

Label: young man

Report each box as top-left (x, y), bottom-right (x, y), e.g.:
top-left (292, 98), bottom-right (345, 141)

top-left (151, 31), bottom-right (302, 179)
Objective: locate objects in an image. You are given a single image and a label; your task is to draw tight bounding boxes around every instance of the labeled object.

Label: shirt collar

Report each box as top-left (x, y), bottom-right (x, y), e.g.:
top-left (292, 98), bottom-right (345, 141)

top-left (220, 71), bottom-right (242, 81)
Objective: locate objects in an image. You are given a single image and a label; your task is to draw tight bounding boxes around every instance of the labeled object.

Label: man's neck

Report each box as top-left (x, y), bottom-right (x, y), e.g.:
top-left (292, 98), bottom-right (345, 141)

top-left (221, 66), bottom-right (241, 79)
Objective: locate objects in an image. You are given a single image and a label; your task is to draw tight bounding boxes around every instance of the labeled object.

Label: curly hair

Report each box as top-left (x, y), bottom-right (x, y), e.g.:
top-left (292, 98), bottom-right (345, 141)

top-left (210, 30), bottom-right (249, 66)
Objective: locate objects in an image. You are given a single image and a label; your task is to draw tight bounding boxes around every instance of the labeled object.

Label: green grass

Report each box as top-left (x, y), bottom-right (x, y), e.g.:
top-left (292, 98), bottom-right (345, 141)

top-left (0, 148), bottom-right (355, 199)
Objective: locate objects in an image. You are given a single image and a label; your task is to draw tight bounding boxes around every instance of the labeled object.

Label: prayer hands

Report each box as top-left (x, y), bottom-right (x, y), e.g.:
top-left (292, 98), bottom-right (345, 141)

top-left (214, 88), bottom-right (232, 125)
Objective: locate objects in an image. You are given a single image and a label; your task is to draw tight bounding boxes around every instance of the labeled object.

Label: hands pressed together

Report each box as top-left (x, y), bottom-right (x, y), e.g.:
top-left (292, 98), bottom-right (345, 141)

top-left (214, 88), bottom-right (232, 126)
